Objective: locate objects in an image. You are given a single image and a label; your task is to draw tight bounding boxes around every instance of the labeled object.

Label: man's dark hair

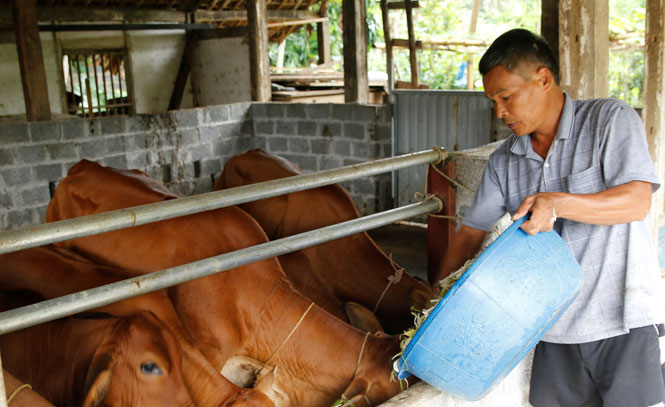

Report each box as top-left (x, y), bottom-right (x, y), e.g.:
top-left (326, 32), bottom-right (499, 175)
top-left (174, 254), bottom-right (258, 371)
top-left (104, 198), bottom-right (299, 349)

top-left (479, 28), bottom-right (560, 85)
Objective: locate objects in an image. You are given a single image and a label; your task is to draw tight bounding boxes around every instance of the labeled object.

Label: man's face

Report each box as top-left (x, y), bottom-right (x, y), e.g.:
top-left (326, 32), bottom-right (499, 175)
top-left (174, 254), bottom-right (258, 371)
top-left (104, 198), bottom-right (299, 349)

top-left (482, 64), bottom-right (547, 137)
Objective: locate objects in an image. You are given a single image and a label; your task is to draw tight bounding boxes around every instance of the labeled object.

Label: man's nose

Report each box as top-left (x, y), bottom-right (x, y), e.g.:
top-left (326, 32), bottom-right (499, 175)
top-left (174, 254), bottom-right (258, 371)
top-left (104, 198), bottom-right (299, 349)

top-left (494, 102), bottom-right (507, 119)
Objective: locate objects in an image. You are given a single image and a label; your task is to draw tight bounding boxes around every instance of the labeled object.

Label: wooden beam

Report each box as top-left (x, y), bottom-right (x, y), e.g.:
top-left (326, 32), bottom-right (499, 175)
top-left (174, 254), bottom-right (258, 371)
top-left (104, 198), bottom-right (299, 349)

top-left (342, 0), bottom-right (368, 103)
top-left (168, 31), bottom-right (197, 111)
top-left (12, 0), bottom-right (51, 121)
top-left (404, 0), bottom-right (418, 88)
top-left (643, 0), bottom-right (665, 242)
top-left (0, 6), bottom-right (187, 25)
top-left (559, 0), bottom-right (609, 99)
top-left (180, 0), bottom-right (205, 12)
top-left (246, 0), bottom-right (271, 102)
top-left (380, 0), bottom-right (393, 85)
top-left (195, 9), bottom-right (320, 23)
top-left (317, 0), bottom-right (331, 65)
top-left (541, 0), bottom-right (559, 62)
top-left (267, 17), bottom-right (327, 28)
top-left (387, 1), bottom-right (420, 9)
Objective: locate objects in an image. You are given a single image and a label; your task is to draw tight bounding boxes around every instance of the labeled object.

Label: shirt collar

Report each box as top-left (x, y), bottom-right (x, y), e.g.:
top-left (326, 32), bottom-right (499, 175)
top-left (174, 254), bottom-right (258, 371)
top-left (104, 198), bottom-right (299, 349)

top-left (510, 93), bottom-right (573, 156)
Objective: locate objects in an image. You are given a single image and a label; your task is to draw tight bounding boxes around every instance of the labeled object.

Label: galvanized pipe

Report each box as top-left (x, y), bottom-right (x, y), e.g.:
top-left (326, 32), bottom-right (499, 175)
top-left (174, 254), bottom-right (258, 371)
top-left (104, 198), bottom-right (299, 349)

top-left (0, 198), bottom-right (442, 335)
top-left (0, 149), bottom-right (445, 255)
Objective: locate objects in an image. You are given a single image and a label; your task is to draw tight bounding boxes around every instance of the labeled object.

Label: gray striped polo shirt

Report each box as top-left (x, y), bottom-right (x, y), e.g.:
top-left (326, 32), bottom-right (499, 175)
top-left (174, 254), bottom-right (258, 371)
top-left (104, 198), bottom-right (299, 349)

top-left (464, 94), bottom-right (664, 344)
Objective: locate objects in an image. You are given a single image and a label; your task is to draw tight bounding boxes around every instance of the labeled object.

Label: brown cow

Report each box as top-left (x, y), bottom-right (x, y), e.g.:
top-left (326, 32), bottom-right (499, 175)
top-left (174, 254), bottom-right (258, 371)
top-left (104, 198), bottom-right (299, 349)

top-left (0, 245), bottom-right (274, 407)
top-left (0, 290), bottom-right (193, 407)
top-left (45, 160), bottom-right (407, 407)
top-left (215, 149), bottom-right (436, 334)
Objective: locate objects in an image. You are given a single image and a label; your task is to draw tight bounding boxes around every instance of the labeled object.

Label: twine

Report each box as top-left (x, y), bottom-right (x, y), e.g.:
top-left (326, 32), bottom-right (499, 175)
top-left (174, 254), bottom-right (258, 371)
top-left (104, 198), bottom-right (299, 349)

top-left (7, 384), bottom-right (31, 405)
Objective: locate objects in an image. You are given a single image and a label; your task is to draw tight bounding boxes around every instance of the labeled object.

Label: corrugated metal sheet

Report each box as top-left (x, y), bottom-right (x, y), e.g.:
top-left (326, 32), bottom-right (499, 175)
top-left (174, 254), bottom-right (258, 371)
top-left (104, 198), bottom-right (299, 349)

top-left (392, 90), bottom-right (493, 206)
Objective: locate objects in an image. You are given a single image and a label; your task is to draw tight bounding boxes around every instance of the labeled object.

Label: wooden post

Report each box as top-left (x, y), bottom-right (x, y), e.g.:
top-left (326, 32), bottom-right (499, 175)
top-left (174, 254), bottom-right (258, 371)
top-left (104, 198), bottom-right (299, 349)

top-left (169, 31), bottom-right (197, 110)
top-left (643, 0), bottom-right (665, 245)
top-left (317, 0), bottom-right (331, 65)
top-left (246, 0), bottom-right (271, 102)
top-left (541, 0), bottom-right (559, 62)
top-left (427, 160), bottom-right (456, 284)
top-left (380, 0), bottom-right (392, 86)
top-left (343, 0), bottom-right (369, 103)
top-left (12, 0), bottom-right (52, 121)
top-left (559, 0), bottom-right (609, 99)
top-left (404, 0), bottom-right (418, 88)
top-left (466, 0), bottom-right (480, 90)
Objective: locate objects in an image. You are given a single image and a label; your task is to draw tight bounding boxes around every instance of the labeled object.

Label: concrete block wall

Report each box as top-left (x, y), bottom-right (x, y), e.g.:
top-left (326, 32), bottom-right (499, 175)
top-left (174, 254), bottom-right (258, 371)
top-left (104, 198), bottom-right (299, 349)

top-left (0, 102), bottom-right (392, 230)
top-left (252, 103), bottom-right (393, 214)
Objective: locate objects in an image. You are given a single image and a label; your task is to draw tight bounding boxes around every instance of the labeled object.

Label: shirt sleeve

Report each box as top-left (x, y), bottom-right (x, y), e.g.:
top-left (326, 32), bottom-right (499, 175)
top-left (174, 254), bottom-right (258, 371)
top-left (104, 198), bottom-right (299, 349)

top-left (600, 101), bottom-right (661, 192)
top-left (462, 155), bottom-right (508, 232)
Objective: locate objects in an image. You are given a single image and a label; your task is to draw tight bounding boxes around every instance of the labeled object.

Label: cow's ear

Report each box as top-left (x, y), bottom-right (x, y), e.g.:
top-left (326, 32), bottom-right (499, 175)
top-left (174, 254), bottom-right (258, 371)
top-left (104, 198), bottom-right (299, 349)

top-left (83, 352), bottom-right (113, 407)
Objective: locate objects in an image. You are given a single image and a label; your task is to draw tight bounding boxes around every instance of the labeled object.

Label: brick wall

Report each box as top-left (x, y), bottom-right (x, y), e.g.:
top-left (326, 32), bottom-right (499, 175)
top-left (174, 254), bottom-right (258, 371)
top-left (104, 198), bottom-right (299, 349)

top-left (0, 102), bottom-right (392, 230)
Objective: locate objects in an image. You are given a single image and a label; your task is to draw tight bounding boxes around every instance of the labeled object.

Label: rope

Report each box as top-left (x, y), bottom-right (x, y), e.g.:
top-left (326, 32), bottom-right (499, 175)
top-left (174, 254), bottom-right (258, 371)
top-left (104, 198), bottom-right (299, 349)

top-left (257, 301), bottom-right (315, 376)
top-left (372, 256), bottom-right (404, 313)
top-left (432, 146), bottom-right (447, 165)
top-left (429, 163), bottom-right (474, 193)
top-left (7, 384), bottom-right (31, 405)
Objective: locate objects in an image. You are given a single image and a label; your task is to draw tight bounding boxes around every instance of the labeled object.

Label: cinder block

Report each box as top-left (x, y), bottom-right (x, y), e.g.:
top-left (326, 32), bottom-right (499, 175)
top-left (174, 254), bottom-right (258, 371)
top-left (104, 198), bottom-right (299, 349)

top-left (281, 154), bottom-right (317, 171)
top-left (230, 103), bottom-right (252, 120)
top-left (218, 122), bottom-right (244, 139)
top-left (296, 120), bottom-right (317, 136)
top-left (21, 185), bottom-right (51, 206)
top-left (127, 115), bottom-right (153, 133)
top-left (207, 105), bottom-right (230, 123)
top-left (106, 135), bottom-right (127, 154)
top-left (102, 155), bottom-right (127, 169)
top-left (101, 116), bottom-right (127, 135)
top-left (78, 140), bottom-right (106, 158)
top-left (173, 108), bottom-right (200, 128)
top-left (201, 158), bottom-right (222, 176)
top-left (343, 123), bottom-right (365, 140)
top-left (0, 191), bottom-right (14, 209)
top-left (285, 104), bottom-right (307, 119)
top-left (189, 143), bottom-right (212, 161)
top-left (61, 119), bottom-right (87, 140)
top-left (351, 141), bottom-right (371, 158)
top-left (276, 120), bottom-right (297, 136)
top-left (331, 104), bottom-right (353, 121)
top-left (198, 126), bottom-right (219, 143)
top-left (0, 123), bottom-right (30, 144)
top-left (266, 136), bottom-right (288, 152)
top-left (307, 104), bottom-right (331, 119)
top-left (7, 209), bottom-right (35, 228)
top-left (352, 105), bottom-right (376, 123)
top-left (333, 140), bottom-right (351, 156)
top-left (287, 137), bottom-right (310, 154)
top-left (251, 103), bottom-right (267, 119)
top-left (375, 124), bottom-right (391, 142)
top-left (34, 163), bottom-right (63, 182)
top-left (177, 129), bottom-right (200, 146)
top-left (319, 155), bottom-right (342, 171)
top-left (255, 120), bottom-right (275, 135)
top-left (30, 121), bottom-right (59, 142)
top-left (127, 152), bottom-right (149, 169)
top-left (320, 123), bottom-right (341, 137)
top-left (0, 149), bottom-right (15, 166)
top-left (266, 103), bottom-right (286, 118)
top-left (2, 167), bottom-right (32, 185)
top-left (311, 139), bottom-right (332, 155)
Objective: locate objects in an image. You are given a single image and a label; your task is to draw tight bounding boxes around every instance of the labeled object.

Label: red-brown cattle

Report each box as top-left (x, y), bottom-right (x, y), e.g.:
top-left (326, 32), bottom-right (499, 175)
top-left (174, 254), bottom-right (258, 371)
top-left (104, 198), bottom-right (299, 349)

top-left (3, 369), bottom-right (54, 407)
top-left (216, 149), bottom-right (436, 334)
top-left (0, 245), bottom-right (274, 407)
top-left (45, 160), bottom-right (406, 407)
top-left (0, 289), bottom-right (193, 407)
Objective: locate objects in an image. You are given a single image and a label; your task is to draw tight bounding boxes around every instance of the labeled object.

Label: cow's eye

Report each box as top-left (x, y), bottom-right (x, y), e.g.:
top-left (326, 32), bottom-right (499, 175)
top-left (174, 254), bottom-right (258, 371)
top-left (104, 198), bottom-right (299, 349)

top-left (140, 362), bottom-right (163, 376)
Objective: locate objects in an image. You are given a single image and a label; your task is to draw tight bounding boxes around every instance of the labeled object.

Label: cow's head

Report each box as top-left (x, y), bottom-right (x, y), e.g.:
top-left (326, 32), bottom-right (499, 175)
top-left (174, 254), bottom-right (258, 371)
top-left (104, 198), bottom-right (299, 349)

top-left (83, 311), bottom-right (194, 407)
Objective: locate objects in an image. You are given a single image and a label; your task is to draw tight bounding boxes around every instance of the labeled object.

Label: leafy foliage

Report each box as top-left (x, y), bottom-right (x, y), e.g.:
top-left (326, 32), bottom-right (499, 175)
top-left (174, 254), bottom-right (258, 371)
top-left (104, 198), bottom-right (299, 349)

top-left (272, 0), bottom-right (647, 107)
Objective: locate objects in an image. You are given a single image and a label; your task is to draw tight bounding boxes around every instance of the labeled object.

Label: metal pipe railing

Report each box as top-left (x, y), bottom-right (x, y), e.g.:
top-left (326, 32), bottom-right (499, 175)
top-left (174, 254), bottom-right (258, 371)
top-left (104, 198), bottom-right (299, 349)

top-left (0, 198), bottom-right (442, 335)
top-left (0, 149), bottom-right (445, 255)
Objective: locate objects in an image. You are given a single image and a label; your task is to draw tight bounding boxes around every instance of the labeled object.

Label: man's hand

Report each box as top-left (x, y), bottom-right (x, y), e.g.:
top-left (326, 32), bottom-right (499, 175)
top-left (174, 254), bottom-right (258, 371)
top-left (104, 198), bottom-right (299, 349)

top-left (512, 193), bottom-right (559, 235)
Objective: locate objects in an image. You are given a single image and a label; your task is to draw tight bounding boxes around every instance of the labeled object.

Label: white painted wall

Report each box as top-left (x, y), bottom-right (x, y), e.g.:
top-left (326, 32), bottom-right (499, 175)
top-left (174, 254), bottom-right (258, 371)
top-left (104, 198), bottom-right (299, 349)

top-left (0, 29), bottom-right (197, 118)
top-left (192, 36), bottom-right (251, 106)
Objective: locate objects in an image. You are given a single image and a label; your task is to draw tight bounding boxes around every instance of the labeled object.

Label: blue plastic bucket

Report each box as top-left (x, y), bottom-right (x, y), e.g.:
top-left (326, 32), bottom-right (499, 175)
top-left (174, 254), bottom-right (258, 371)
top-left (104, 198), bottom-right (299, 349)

top-left (396, 216), bottom-right (583, 400)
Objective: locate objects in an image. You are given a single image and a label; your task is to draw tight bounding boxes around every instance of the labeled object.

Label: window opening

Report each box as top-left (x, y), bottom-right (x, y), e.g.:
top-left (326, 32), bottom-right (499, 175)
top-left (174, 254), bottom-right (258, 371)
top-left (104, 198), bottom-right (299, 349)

top-left (62, 49), bottom-right (133, 117)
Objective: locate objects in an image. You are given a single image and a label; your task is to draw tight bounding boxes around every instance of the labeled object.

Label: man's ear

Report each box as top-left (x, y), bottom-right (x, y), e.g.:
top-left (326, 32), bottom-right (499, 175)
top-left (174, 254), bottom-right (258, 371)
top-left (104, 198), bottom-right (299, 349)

top-left (535, 66), bottom-right (554, 91)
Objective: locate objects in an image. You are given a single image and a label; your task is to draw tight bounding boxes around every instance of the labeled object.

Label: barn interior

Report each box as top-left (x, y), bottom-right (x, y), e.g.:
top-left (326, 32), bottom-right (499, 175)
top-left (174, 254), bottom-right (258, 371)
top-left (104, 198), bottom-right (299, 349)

top-left (1, 0), bottom-right (665, 406)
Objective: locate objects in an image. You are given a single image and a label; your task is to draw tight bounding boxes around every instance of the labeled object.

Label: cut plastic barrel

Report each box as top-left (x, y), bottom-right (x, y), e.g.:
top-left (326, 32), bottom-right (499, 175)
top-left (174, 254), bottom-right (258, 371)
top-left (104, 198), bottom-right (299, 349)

top-left (396, 216), bottom-right (583, 400)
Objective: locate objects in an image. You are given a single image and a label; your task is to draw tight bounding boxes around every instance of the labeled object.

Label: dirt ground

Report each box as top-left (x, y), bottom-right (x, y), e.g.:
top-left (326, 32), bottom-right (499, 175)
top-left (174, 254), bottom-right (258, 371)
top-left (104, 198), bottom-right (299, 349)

top-left (367, 222), bottom-right (428, 282)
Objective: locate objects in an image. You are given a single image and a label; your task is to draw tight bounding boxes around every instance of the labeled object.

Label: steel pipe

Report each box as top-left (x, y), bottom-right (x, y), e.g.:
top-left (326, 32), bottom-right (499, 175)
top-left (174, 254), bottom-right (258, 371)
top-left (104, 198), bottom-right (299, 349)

top-left (0, 149), bottom-right (446, 255)
top-left (0, 198), bottom-right (442, 335)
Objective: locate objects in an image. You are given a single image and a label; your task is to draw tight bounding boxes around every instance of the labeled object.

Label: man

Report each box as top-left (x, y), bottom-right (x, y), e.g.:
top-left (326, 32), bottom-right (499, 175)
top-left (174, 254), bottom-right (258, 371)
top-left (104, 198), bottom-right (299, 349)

top-left (434, 28), bottom-right (665, 407)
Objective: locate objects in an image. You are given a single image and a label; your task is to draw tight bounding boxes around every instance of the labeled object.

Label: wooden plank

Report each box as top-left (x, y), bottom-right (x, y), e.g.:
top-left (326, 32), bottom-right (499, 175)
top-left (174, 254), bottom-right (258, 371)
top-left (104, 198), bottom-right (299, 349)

top-left (427, 160), bottom-right (456, 284)
top-left (317, 0), bottom-right (331, 65)
top-left (643, 0), bottom-right (665, 242)
top-left (246, 0), bottom-right (271, 102)
top-left (168, 31), bottom-right (197, 111)
top-left (540, 0), bottom-right (559, 60)
top-left (267, 17), bottom-right (327, 28)
top-left (559, 0), bottom-right (609, 98)
top-left (195, 9), bottom-right (320, 22)
top-left (404, 0), bottom-right (418, 88)
top-left (380, 0), bottom-right (393, 85)
top-left (342, 0), bottom-right (368, 103)
top-left (0, 6), bottom-right (187, 25)
top-left (12, 0), bottom-right (51, 121)
top-left (387, 1), bottom-right (420, 9)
